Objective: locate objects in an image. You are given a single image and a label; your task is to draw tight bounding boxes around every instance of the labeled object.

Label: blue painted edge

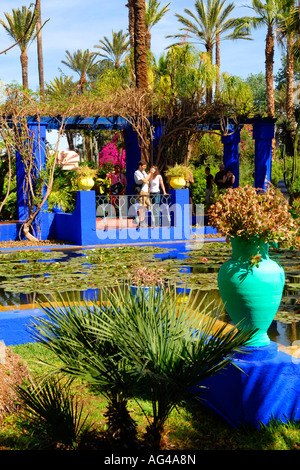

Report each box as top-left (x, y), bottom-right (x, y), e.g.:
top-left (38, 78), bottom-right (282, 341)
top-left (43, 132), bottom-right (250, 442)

top-left (195, 341), bottom-right (300, 428)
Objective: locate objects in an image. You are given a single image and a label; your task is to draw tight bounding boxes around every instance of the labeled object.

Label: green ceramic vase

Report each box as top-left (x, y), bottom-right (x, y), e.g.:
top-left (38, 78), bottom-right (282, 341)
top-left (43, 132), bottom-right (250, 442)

top-left (217, 237), bottom-right (285, 347)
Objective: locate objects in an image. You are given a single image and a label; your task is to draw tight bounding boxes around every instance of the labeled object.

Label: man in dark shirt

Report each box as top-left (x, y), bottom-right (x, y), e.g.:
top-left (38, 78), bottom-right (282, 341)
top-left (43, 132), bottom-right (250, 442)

top-left (214, 164), bottom-right (226, 192)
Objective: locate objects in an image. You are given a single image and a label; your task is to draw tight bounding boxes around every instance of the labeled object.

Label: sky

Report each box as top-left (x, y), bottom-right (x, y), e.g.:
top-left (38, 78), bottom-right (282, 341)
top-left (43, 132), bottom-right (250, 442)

top-left (0, 0), bottom-right (284, 92)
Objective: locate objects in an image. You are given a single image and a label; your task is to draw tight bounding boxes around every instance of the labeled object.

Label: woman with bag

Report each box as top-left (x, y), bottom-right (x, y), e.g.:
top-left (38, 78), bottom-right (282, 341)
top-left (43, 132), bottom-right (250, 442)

top-left (107, 164), bottom-right (127, 196)
top-left (106, 164), bottom-right (127, 211)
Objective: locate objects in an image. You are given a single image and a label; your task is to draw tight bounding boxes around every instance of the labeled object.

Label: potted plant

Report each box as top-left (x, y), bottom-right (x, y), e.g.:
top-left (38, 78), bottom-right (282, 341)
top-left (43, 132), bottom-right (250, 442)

top-left (48, 186), bottom-right (72, 213)
top-left (208, 185), bottom-right (299, 347)
top-left (165, 164), bottom-right (194, 189)
top-left (75, 165), bottom-right (98, 191)
top-left (128, 262), bottom-right (165, 298)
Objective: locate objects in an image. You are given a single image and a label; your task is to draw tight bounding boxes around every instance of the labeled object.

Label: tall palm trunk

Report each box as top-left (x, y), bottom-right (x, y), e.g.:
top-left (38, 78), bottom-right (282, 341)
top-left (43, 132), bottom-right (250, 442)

top-left (127, 0), bottom-right (135, 49)
top-left (265, 23), bottom-right (276, 159)
top-left (133, 0), bottom-right (148, 89)
top-left (286, 33), bottom-right (295, 124)
top-left (145, 28), bottom-right (151, 50)
top-left (205, 43), bottom-right (214, 105)
top-left (36, 0), bottom-right (45, 100)
top-left (20, 50), bottom-right (29, 89)
top-left (132, 0), bottom-right (149, 163)
top-left (215, 32), bottom-right (220, 94)
top-left (265, 24), bottom-right (275, 119)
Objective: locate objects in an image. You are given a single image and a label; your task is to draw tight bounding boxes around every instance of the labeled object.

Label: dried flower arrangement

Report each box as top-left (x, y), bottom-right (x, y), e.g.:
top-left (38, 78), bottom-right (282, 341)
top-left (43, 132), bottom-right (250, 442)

top-left (129, 262), bottom-right (165, 287)
top-left (208, 185), bottom-right (299, 246)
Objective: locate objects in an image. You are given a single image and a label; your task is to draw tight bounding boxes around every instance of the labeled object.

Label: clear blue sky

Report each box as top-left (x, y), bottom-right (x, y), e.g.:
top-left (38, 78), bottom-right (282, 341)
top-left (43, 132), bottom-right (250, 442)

top-left (0, 0), bottom-right (284, 92)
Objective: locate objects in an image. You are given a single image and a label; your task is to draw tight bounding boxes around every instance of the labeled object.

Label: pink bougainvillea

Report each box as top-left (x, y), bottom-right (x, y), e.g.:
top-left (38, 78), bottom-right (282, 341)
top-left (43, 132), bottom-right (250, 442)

top-left (240, 125), bottom-right (254, 161)
top-left (99, 134), bottom-right (126, 169)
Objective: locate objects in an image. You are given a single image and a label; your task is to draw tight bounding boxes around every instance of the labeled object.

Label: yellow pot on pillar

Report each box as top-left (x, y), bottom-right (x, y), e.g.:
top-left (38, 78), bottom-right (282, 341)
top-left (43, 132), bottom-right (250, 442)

top-left (78, 177), bottom-right (95, 191)
top-left (169, 176), bottom-right (186, 189)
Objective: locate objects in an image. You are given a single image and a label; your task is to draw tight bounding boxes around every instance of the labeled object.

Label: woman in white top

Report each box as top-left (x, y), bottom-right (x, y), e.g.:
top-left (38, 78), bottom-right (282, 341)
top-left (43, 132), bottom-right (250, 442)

top-left (133, 161), bottom-right (151, 227)
top-left (149, 166), bottom-right (166, 193)
top-left (149, 166), bottom-right (167, 227)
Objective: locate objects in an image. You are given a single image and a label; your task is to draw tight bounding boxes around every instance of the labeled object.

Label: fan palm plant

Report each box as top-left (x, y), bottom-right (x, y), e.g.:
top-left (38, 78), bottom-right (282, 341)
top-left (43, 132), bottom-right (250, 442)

top-left (97, 285), bottom-right (255, 449)
top-left (30, 286), bottom-right (255, 449)
top-left (13, 376), bottom-right (93, 450)
top-left (94, 30), bottom-right (130, 69)
top-left (29, 292), bottom-right (140, 449)
top-left (0, 6), bottom-right (40, 89)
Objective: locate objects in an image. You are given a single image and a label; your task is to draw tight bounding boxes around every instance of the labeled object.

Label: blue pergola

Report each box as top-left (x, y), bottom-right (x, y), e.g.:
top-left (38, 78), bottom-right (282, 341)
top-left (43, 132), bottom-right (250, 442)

top-left (25, 114), bottom-right (276, 191)
top-left (7, 115), bottom-right (276, 243)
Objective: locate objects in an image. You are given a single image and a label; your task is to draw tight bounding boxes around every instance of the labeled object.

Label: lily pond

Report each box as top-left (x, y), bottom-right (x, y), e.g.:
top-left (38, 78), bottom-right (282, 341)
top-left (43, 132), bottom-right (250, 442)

top-left (0, 241), bottom-right (299, 347)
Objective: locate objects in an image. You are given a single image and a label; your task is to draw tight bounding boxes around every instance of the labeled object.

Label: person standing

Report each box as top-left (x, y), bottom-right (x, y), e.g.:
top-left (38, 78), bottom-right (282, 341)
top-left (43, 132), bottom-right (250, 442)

top-left (106, 164), bottom-right (127, 216)
top-left (223, 168), bottom-right (235, 189)
top-left (106, 164), bottom-right (126, 196)
top-left (134, 161), bottom-right (151, 227)
top-left (149, 166), bottom-right (167, 227)
top-left (205, 167), bottom-right (214, 209)
top-left (214, 164), bottom-right (226, 192)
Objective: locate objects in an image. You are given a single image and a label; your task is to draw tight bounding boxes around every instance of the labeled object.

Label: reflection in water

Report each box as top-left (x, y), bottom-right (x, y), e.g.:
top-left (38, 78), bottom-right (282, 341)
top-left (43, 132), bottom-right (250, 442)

top-left (0, 241), bottom-right (299, 347)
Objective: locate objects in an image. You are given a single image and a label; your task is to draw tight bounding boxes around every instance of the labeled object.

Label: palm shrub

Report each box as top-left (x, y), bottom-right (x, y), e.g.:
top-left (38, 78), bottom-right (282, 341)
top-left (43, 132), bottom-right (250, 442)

top-left (96, 285), bottom-right (255, 449)
top-left (29, 292), bottom-right (139, 449)
top-left (31, 286), bottom-right (255, 449)
top-left (13, 376), bottom-right (93, 450)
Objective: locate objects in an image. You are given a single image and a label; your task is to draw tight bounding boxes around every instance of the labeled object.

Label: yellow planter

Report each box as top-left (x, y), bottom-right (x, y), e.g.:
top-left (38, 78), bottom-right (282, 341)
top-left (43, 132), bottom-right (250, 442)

top-left (78, 177), bottom-right (94, 191)
top-left (169, 176), bottom-right (186, 189)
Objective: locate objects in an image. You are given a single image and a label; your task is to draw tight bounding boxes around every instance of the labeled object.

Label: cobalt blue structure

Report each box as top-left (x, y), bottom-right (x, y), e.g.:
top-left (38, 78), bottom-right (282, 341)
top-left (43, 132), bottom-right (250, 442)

top-left (195, 342), bottom-right (300, 428)
top-left (15, 121), bottom-right (51, 240)
top-left (1, 115), bottom-right (277, 244)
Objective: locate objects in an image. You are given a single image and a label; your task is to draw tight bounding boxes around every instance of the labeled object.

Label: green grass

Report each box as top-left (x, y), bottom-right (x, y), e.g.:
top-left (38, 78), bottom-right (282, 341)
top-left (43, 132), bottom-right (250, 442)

top-left (0, 342), bottom-right (299, 450)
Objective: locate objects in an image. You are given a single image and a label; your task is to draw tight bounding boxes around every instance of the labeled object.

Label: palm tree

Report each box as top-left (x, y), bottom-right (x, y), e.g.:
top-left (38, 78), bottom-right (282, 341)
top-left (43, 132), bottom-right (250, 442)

top-left (89, 286), bottom-right (255, 449)
top-left (277, 1), bottom-right (298, 126)
top-left (145, 0), bottom-right (170, 50)
top-left (36, 0), bottom-right (45, 99)
top-left (0, 6), bottom-right (39, 89)
top-left (94, 30), bottom-right (130, 69)
top-left (126, 0), bottom-right (135, 49)
top-left (61, 49), bottom-right (98, 93)
top-left (132, 0), bottom-right (149, 89)
top-left (276, 3), bottom-right (300, 194)
top-left (234, 0), bottom-right (289, 119)
top-left (168, 0), bottom-right (251, 96)
top-left (46, 75), bottom-right (75, 101)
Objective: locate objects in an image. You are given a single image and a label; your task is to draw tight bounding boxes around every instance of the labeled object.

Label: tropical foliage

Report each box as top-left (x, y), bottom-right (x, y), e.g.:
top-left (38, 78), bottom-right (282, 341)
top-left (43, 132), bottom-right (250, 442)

top-left (94, 30), bottom-right (130, 69)
top-left (0, 0), bottom-right (299, 235)
top-left (27, 286), bottom-right (254, 449)
top-left (0, 6), bottom-right (40, 90)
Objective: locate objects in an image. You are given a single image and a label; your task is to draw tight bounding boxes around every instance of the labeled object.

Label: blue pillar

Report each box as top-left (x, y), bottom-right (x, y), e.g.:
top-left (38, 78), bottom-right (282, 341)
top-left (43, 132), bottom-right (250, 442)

top-left (16, 121), bottom-right (49, 238)
top-left (124, 123), bottom-right (164, 194)
top-left (151, 121), bottom-right (164, 165)
top-left (123, 128), bottom-right (142, 194)
top-left (221, 129), bottom-right (241, 188)
top-left (252, 121), bottom-right (275, 191)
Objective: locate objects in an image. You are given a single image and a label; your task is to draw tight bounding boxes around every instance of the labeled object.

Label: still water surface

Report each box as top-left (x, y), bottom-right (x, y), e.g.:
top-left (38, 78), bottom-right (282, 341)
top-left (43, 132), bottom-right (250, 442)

top-left (0, 240), bottom-right (298, 347)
